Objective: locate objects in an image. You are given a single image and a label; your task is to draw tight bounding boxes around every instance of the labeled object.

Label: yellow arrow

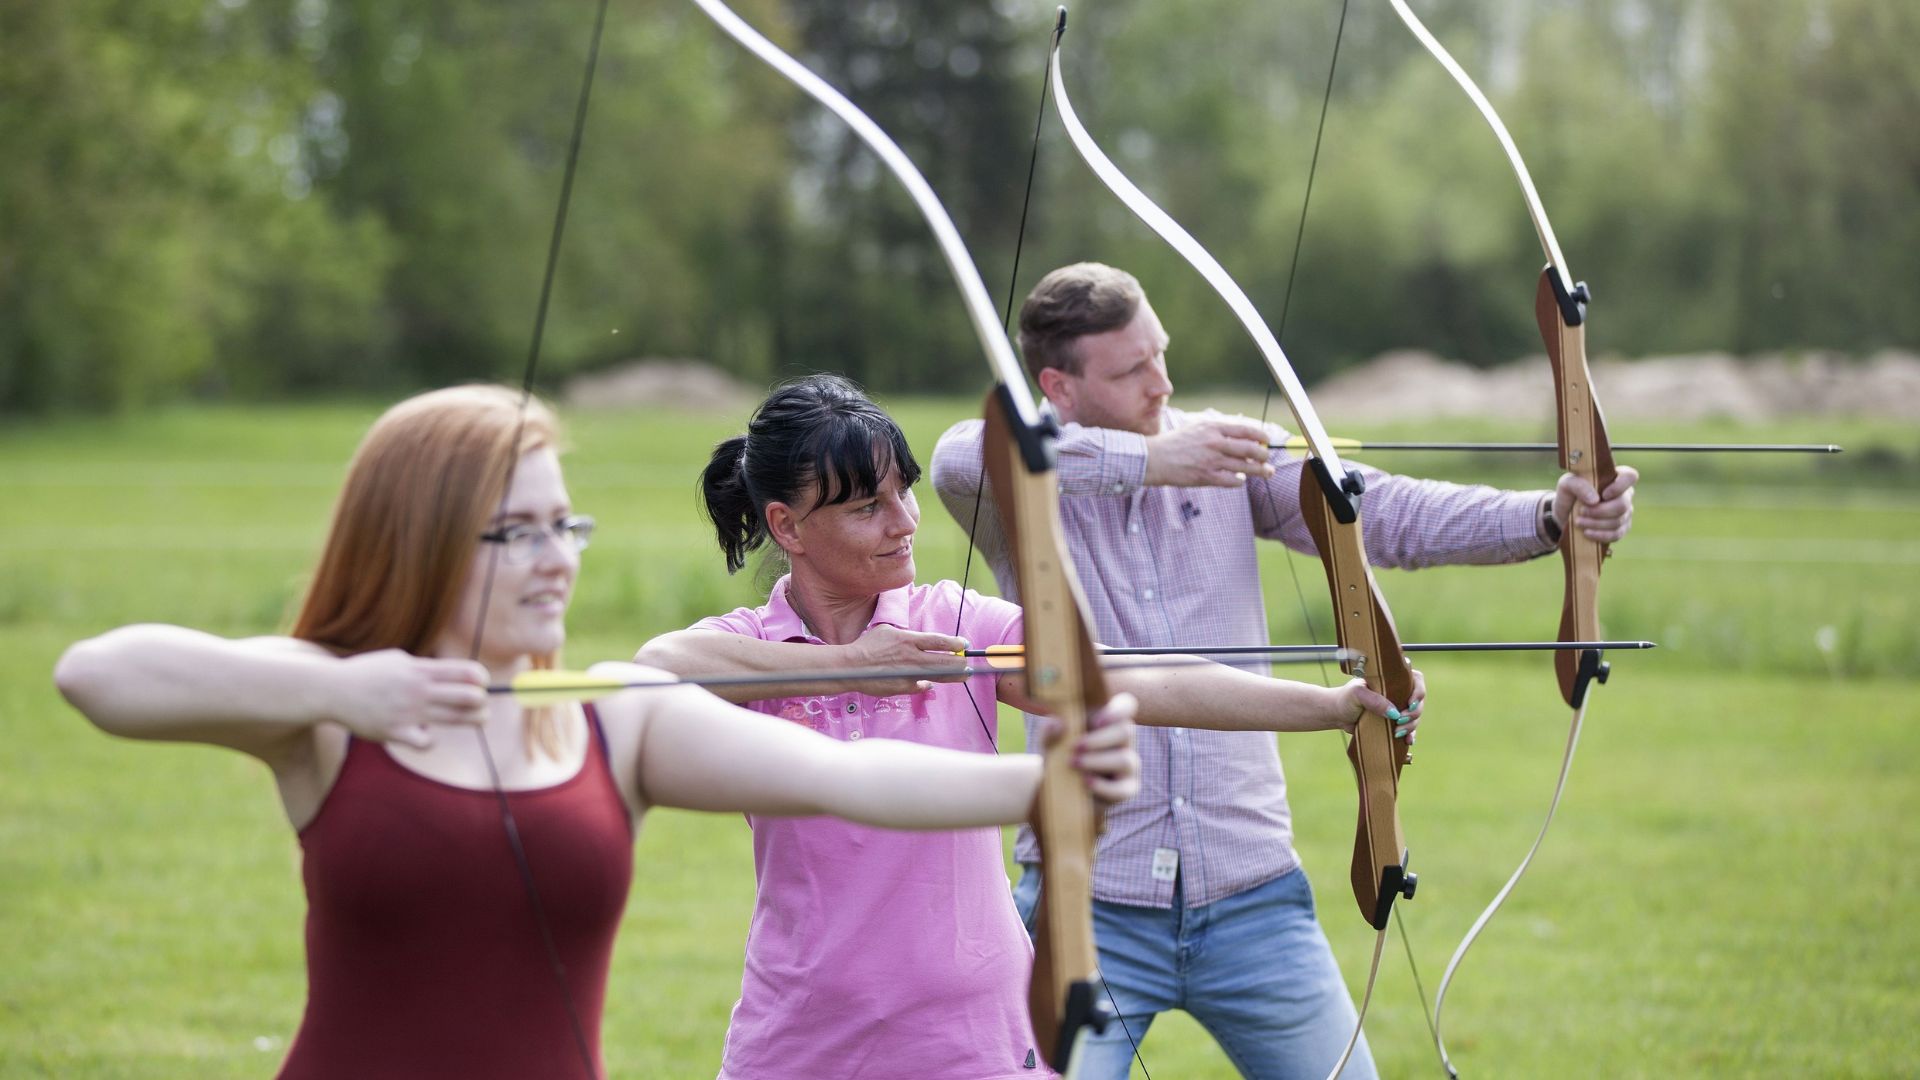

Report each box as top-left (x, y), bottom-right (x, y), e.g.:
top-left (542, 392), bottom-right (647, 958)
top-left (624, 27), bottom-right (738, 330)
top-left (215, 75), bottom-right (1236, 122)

top-left (499, 669), bottom-right (668, 706)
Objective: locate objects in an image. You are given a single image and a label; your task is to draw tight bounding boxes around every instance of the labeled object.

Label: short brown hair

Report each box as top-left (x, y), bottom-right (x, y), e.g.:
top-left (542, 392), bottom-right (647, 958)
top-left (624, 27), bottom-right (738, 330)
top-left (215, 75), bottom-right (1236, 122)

top-left (1017, 262), bottom-right (1144, 378)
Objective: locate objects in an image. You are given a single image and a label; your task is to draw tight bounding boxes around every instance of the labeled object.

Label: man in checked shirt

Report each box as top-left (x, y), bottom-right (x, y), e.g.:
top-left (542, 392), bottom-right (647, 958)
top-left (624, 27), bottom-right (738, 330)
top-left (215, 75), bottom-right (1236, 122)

top-left (931, 262), bottom-right (1638, 1080)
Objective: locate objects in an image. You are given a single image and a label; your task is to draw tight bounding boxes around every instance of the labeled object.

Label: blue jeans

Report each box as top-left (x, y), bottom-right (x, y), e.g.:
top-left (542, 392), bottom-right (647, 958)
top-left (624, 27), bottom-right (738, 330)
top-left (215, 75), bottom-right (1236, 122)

top-left (1013, 865), bottom-right (1376, 1080)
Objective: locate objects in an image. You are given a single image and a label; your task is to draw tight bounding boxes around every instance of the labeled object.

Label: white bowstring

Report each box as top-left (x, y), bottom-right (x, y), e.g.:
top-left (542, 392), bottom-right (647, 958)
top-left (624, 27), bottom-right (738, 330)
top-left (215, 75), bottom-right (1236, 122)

top-left (1433, 696), bottom-right (1588, 1076)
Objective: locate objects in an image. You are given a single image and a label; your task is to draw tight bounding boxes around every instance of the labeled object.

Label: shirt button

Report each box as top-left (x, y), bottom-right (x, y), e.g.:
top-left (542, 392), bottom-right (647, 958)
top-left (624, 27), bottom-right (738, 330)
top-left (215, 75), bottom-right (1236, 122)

top-left (1129, 522), bottom-right (1141, 534)
top-left (845, 702), bottom-right (858, 714)
top-left (1110, 482), bottom-right (1125, 494)
top-left (1172, 796), bottom-right (1186, 808)
top-left (849, 730), bottom-right (862, 740)
top-left (1142, 588), bottom-right (1155, 600)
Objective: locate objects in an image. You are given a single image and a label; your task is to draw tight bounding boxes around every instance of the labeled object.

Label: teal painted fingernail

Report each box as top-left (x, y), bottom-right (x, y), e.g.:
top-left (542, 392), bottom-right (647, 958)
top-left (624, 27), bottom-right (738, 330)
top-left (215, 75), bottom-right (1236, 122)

top-left (1385, 707), bottom-right (1403, 721)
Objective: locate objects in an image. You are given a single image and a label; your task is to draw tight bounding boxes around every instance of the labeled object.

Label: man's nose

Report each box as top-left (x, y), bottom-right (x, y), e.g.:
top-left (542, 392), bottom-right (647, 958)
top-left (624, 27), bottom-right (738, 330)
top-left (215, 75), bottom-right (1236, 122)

top-left (1149, 360), bottom-right (1173, 397)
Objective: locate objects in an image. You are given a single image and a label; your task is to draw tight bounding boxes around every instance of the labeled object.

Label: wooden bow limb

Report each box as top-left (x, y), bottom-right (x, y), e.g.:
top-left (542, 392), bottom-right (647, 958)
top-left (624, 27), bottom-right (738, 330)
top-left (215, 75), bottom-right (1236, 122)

top-left (983, 388), bottom-right (1116, 1072)
top-left (1297, 481), bottom-right (1419, 931)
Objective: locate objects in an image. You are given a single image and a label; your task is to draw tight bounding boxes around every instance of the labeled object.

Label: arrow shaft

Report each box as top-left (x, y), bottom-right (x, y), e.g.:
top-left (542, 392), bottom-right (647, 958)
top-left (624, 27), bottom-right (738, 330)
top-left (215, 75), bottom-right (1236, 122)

top-left (1286, 440), bottom-right (1841, 454)
top-left (490, 651), bottom-right (1364, 697)
top-left (964, 640), bottom-right (1653, 659)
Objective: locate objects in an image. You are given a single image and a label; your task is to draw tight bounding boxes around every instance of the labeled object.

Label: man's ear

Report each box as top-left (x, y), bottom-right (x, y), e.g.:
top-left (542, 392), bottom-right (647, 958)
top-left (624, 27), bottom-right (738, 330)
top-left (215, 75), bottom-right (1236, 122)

top-left (765, 501), bottom-right (804, 556)
top-left (1036, 365), bottom-right (1072, 408)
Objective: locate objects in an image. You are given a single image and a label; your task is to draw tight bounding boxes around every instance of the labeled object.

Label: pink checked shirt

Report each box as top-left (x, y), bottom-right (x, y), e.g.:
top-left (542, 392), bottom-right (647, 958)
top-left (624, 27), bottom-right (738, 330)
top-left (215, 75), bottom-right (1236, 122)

top-left (932, 407), bottom-right (1553, 908)
top-left (698, 576), bottom-right (1051, 1080)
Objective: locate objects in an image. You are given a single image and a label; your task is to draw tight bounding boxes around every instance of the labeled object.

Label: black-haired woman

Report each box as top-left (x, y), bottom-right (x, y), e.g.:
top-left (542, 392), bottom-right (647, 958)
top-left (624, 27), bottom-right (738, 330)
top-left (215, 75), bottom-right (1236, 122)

top-left (637, 374), bottom-right (1422, 1080)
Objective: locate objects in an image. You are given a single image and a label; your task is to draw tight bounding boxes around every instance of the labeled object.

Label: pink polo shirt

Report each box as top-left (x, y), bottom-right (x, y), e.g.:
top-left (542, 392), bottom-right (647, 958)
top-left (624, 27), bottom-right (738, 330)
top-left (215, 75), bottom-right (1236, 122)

top-left (698, 576), bottom-right (1047, 1080)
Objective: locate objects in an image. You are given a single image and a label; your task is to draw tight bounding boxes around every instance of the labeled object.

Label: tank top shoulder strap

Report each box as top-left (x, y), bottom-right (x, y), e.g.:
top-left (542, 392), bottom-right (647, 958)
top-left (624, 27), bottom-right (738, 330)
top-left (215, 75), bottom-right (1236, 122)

top-left (583, 702), bottom-right (613, 772)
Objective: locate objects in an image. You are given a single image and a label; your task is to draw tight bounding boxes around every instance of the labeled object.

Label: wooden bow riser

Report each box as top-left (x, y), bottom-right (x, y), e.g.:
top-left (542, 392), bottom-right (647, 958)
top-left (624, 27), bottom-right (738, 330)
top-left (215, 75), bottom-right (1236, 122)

top-left (1296, 470), bottom-right (1417, 930)
top-left (982, 393), bottom-right (1111, 1071)
top-left (1537, 269), bottom-right (1619, 709)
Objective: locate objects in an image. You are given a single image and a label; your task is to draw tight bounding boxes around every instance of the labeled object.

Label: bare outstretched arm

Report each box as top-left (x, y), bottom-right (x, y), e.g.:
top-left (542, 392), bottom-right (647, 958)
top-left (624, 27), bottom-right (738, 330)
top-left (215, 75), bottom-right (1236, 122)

top-left (1001, 657), bottom-right (1425, 738)
top-left (54, 625), bottom-right (487, 759)
top-left (591, 664), bottom-right (1138, 826)
top-left (634, 626), bottom-right (972, 702)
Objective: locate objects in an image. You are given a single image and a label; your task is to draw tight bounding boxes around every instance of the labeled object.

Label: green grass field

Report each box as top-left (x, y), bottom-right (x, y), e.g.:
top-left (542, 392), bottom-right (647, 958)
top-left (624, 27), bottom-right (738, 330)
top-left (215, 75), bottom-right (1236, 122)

top-left (2, 398), bottom-right (1916, 1077)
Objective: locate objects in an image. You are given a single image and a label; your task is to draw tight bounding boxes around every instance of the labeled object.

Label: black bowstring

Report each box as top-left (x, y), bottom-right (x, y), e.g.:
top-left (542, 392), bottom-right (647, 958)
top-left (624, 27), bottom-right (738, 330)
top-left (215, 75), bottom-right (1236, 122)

top-left (1255, 0), bottom-right (1444, 1066)
top-left (463, 1), bottom-right (612, 1076)
top-left (949, 10), bottom-right (1059, 755)
top-left (1265, 1), bottom-right (1346, 710)
top-left (952, 14), bottom-right (1152, 1076)
top-left (1265, 0), bottom-right (1344, 691)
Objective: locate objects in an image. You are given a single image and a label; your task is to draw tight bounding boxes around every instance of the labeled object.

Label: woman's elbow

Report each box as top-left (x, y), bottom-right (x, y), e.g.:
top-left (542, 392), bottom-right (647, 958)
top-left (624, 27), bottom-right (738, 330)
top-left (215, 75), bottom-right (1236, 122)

top-left (631, 637), bottom-right (683, 673)
top-left (53, 637), bottom-right (120, 731)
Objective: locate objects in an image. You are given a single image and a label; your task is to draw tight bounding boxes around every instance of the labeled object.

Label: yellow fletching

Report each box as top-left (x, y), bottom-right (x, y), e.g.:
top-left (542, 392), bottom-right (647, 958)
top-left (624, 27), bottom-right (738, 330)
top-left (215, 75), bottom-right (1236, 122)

top-left (508, 669), bottom-right (632, 705)
top-left (950, 645), bottom-right (1026, 670)
top-left (979, 645), bottom-right (1024, 670)
top-left (1279, 436), bottom-right (1361, 451)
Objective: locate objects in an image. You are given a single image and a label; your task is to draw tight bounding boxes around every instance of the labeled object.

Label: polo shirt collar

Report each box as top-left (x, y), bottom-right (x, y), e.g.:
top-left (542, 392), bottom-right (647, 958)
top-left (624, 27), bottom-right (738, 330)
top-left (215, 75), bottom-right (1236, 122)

top-left (767, 574), bottom-right (912, 643)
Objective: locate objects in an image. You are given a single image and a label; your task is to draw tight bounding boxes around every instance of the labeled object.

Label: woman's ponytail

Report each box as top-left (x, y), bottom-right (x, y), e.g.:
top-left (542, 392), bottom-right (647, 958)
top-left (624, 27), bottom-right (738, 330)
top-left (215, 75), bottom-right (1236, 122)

top-left (699, 434), bottom-right (761, 574)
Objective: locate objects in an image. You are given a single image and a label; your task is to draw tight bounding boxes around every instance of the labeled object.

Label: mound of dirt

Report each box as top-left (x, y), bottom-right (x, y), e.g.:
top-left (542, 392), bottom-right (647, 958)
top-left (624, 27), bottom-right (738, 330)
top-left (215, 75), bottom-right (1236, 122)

top-left (1307, 348), bottom-right (1920, 423)
top-left (562, 360), bottom-right (754, 413)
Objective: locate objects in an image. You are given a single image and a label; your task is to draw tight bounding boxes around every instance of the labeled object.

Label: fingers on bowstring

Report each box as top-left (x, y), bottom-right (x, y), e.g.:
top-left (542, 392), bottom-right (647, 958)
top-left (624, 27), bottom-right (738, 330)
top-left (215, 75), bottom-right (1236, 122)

top-left (1226, 435), bottom-right (1273, 466)
top-left (905, 629), bottom-right (969, 653)
top-left (1206, 414), bottom-right (1269, 442)
top-left (427, 680), bottom-right (488, 723)
top-left (424, 658), bottom-right (489, 686)
top-left (392, 723), bottom-right (435, 751)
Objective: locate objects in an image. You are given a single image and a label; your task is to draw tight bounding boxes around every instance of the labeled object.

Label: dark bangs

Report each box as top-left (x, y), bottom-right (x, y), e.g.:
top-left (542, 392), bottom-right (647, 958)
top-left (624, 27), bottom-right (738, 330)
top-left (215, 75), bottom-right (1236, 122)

top-left (797, 409), bottom-right (922, 509)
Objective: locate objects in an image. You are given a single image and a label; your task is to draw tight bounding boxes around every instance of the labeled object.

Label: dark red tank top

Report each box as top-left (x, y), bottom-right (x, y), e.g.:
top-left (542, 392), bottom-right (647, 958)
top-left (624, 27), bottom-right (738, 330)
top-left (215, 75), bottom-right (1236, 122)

top-left (279, 707), bottom-right (632, 1079)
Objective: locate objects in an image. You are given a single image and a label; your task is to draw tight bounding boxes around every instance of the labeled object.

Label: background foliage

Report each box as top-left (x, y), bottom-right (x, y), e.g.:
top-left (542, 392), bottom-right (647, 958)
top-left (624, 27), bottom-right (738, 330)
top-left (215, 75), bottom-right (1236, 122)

top-left (4, 0), bottom-right (1916, 411)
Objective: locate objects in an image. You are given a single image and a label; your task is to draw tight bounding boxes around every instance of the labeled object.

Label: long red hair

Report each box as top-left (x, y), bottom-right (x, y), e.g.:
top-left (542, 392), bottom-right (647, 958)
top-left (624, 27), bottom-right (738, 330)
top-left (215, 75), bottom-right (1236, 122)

top-left (292, 385), bottom-right (566, 756)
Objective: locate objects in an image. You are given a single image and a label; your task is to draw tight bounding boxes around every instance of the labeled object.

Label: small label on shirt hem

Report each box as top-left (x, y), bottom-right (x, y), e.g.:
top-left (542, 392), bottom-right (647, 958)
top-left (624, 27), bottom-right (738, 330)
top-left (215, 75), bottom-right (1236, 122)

top-left (1150, 847), bottom-right (1179, 882)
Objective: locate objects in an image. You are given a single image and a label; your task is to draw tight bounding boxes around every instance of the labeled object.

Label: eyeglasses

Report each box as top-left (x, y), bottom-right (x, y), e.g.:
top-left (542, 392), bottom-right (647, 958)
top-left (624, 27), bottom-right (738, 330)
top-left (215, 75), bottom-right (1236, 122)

top-left (478, 515), bottom-right (595, 565)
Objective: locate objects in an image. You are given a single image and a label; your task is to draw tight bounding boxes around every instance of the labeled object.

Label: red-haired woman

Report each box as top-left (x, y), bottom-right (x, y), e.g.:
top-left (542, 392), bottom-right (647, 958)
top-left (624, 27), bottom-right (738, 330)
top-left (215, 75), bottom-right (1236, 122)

top-left (54, 385), bottom-right (1139, 1079)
